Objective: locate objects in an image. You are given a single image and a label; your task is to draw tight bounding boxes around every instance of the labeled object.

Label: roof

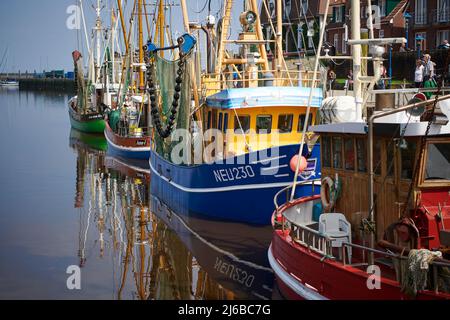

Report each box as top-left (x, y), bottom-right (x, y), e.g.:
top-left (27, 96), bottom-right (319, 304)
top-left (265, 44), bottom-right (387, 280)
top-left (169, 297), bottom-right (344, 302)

top-left (206, 87), bottom-right (323, 110)
top-left (382, 0), bottom-right (408, 24)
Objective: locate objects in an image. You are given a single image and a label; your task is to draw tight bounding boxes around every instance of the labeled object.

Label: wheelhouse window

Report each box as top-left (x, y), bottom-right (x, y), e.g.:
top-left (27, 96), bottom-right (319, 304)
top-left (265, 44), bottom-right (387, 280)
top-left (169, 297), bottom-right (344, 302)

top-left (356, 138), bottom-right (367, 172)
top-left (278, 114), bottom-right (293, 133)
top-left (234, 115), bottom-right (251, 134)
top-left (344, 138), bottom-right (355, 171)
top-left (424, 142), bottom-right (450, 182)
top-left (322, 136), bottom-right (332, 168)
top-left (218, 113), bottom-right (223, 131)
top-left (207, 111), bottom-right (212, 129)
top-left (332, 137), bottom-right (343, 169)
top-left (223, 114), bottom-right (229, 133)
top-left (298, 114), bottom-right (313, 132)
top-left (256, 115), bottom-right (272, 134)
top-left (400, 140), bottom-right (417, 180)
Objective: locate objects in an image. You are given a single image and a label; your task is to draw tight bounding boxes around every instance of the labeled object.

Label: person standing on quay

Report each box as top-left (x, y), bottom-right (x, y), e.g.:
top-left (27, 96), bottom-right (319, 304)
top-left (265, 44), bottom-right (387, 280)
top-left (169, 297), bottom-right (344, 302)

top-left (414, 59), bottom-right (424, 88)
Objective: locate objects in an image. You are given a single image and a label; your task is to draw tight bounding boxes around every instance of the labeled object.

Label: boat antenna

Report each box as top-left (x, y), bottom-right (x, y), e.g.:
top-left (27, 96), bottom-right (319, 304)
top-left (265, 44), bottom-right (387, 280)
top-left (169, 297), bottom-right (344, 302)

top-left (290, 0), bottom-right (330, 201)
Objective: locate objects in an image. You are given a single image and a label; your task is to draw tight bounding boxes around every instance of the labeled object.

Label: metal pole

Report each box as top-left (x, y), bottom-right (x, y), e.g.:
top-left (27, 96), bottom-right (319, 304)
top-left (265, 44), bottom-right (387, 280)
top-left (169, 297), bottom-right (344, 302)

top-left (290, 0), bottom-right (330, 201)
top-left (351, 0), bottom-right (363, 117)
top-left (276, 0), bottom-right (282, 84)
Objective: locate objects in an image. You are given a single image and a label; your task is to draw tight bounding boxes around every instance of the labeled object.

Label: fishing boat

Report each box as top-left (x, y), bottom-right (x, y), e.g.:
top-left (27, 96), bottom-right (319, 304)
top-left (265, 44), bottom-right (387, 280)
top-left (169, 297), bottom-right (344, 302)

top-left (69, 0), bottom-right (122, 133)
top-left (269, 0), bottom-right (450, 300)
top-left (147, 0), bottom-right (323, 225)
top-left (104, 0), bottom-right (151, 160)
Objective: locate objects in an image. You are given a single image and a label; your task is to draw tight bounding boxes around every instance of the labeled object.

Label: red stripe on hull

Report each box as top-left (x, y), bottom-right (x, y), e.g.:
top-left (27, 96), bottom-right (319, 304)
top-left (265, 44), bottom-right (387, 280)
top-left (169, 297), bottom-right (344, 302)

top-left (272, 230), bottom-right (450, 300)
top-left (105, 121), bottom-right (150, 148)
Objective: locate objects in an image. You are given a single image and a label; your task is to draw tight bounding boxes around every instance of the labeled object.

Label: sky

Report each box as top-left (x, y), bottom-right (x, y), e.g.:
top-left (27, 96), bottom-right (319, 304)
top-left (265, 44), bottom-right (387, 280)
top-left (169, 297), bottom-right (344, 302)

top-left (0, 0), bottom-right (246, 74)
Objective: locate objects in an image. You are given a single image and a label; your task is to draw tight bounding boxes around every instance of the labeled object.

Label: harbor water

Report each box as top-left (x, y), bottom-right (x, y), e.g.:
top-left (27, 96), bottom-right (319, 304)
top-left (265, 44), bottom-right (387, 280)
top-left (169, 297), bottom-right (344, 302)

top-left (0, 88), bottom-right (274, 300)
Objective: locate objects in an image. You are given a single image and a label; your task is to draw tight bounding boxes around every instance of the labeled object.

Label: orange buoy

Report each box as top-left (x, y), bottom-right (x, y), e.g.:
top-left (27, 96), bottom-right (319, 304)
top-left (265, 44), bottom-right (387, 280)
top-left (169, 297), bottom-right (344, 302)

top-left (290, 155), bottom-right (308, 174)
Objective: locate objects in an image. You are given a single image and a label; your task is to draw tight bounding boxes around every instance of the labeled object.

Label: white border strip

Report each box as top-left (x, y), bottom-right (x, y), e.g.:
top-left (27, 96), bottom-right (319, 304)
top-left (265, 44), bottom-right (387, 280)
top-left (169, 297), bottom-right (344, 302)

top-left (149, 160), bottom-right (319, 193)
top-left (268, 245), bottom-right (328, 300)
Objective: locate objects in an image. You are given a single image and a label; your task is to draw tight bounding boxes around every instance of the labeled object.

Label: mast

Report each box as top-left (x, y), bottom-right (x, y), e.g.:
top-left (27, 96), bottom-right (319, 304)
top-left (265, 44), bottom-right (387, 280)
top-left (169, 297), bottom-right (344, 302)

top-left (351, 0), bottom-right (363, 117)
top-left (117, 0), bottom-right (128, 49)
top-left (138, 0), bottom-right (145, 90)
top-left (95, 0), bottom-right (103, 83)
top-left (276, 0), bottom-right (282, 84)
top-left (159, 0), bottom-right (165, 58)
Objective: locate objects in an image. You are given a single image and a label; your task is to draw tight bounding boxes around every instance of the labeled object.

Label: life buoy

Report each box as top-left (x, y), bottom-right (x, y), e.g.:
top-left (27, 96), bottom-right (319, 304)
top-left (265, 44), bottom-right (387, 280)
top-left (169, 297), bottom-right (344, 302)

top-left (321, 176), bottom-right (336, 212)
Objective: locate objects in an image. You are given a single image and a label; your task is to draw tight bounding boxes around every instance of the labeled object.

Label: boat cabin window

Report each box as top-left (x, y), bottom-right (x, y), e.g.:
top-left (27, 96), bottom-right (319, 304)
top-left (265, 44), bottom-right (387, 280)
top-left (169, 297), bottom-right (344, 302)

top-left (278, 114), bottom-right (293, 133)
top-left (322, 136), bottom-right (332, 168)
top-left (386, 142), bottom-right (395, 178)
top-left (424, 142), bottom-right (450, 182)
top-left (234, 115), bottom-right (251, 134)
top-left (298, 114), bottom-right (313, 132)
top-left (344, 138), bottom-right (355, 171)
top-left (374, 140), bottom-right (382, 175)
top-left (332, 137), bottom-right (343, 169)
top-left (223, 114), bottom-right (229, 133)
top-left (356, 138), bottom-right (367, 172)
top-left (207, 111), bottom-right (212, 129)
top-left (218, 113), bottom-right (223, 131)
top-left (256, 115), bottom-right (272, 134)
top-left (400, 140), bottom-right (416, 180)
top-left (212, 110), bottom-right (218, 129)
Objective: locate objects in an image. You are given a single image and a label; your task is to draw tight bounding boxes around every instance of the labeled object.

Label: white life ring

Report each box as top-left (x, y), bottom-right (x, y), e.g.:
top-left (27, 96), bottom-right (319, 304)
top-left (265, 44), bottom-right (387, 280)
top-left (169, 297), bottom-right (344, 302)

top-left (321, 176), bottom-right (335, 212)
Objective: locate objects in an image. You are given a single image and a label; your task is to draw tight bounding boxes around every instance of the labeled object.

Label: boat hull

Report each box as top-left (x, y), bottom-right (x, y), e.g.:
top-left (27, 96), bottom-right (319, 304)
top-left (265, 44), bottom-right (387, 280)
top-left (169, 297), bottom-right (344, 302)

top-left (269, 227), bottom-right (450, 300)
top-left (104, 121), bottom-right (150, 160)
top-left (68, 100), bottom-right (105, 133)
top-left (150, 143), bottom-right (321, 225)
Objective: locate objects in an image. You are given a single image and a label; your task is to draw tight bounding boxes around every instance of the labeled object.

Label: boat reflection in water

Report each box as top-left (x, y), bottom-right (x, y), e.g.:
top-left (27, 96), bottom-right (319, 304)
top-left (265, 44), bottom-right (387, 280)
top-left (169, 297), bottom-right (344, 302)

top-left (70, 129), bottom-right (272, 299)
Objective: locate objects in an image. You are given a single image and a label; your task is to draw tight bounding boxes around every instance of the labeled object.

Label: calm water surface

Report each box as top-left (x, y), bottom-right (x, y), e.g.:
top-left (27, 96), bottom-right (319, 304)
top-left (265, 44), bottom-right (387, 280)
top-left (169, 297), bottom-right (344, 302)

top-left (0, 88), bottom-right (274, 300)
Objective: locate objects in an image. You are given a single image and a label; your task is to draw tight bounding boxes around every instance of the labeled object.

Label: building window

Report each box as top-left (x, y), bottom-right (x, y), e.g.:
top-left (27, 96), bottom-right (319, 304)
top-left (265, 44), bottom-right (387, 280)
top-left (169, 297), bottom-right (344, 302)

top-left (437, 0), bottom-right (450, 23)
top-left (218, 113), bottom-right (223, 131)
top-left (356, 138), bottom-right (367, 172)
top-left (379, 0), bottom-right (386, 18)
top-left (297, 24), bottom-right (304, 50)
top-left (256, 115), bottom-right (272, 134)
top-left (437, 30), bottom-right (450, 47)
top-left (415, 32), bottom-right (427, 51)
top-left (234, 115), bottom-right (251, 134)
top-left (300, 0), bottom-right (308, 14)
top-left (334, 5), bottom-right (345, 23)
top-left (374, 140), bottom-right (382, 175)
top-left (332, 137), bottom-right (343, 169)
top-left (278, 114), bottom-right (293, 133)
top-left (379, 29), bottom-right (384, 39)
top-left (415, 0), bottom-right (427, 25)
top-left (334, 33), bottom-right (339, 53)
top-left (386, 143), bottom-right (394, 177)
top-left (322, 136), bottom-right (332, 168)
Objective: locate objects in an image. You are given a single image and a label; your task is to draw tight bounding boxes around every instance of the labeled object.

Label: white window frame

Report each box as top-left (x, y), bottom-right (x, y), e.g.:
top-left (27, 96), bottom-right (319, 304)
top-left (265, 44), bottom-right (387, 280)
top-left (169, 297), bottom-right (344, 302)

top-left (437, 0), bottom-right (450, 22)
top-left (379, 0), bottom-right (386, 17)
top-left (415, 0), bottom-right (427, 25)
top-left (379, 29), bottom-right (385, 38)
top-left (437, 30), bottom-right (450, 46)
top-left (335, 5), bottom-right (344, 23)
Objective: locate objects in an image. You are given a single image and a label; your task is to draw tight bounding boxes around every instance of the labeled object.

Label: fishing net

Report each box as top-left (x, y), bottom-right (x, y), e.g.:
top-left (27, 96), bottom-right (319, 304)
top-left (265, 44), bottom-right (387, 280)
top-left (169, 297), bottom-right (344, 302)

top-left (152, 54), bottom-right (192, 162)
top-left (398, 249), bottom-right (450, 297)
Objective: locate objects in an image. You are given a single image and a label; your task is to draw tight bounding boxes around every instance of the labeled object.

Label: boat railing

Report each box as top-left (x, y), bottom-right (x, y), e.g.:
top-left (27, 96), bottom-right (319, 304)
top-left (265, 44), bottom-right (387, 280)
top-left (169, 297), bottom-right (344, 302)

top-left (201, 69), bottom-right (322, 95)
top-left (118, 125), bottom-right (152, 138)
top-left (273, 179), bottom-right (321, 213)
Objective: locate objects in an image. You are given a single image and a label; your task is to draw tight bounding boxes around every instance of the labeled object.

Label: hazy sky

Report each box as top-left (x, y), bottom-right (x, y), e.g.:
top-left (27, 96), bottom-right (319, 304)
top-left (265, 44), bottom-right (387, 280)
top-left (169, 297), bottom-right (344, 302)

top-left (0, 0), bottom-right (246, 73)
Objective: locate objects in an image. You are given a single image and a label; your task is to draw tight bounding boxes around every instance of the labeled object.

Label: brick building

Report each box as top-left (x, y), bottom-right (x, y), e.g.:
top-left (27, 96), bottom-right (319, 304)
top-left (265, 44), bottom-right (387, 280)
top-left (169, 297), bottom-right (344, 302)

top-left (260, 0), bottom-right (409, 57)
top-left (408, 0), bottom-right (450, 50)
